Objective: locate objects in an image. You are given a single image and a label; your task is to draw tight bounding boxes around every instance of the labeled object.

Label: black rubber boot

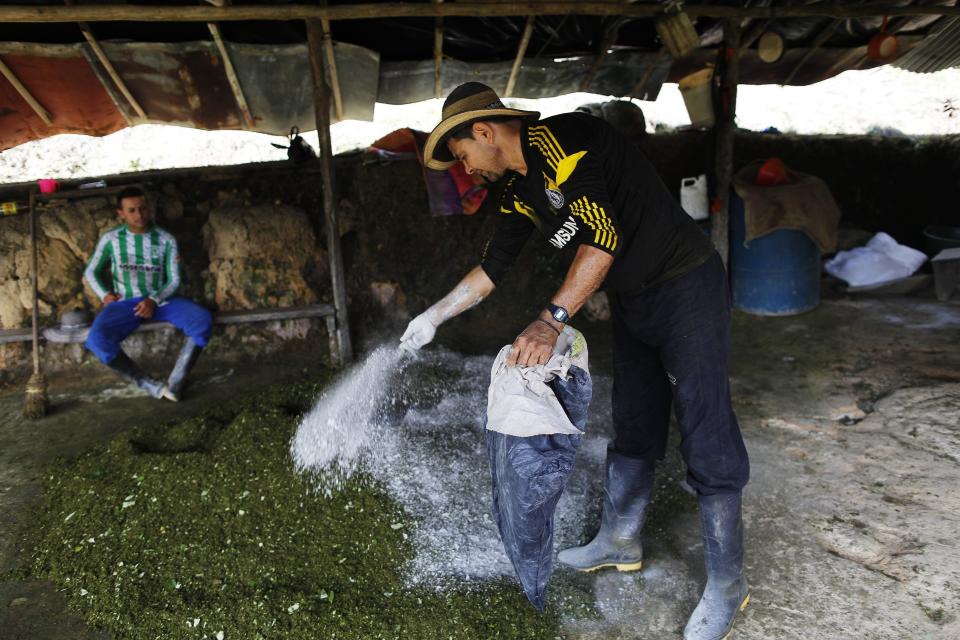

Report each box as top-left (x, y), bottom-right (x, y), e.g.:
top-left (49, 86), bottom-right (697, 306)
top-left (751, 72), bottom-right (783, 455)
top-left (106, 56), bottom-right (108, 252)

top-left (684, 492), bottom-right (750, 640)
top-left (557, 447), bottom-right (654, 572)
top-left (162, 337), bottom-right (203, 402)
top-left (105, 351), bottom-right (165, 399)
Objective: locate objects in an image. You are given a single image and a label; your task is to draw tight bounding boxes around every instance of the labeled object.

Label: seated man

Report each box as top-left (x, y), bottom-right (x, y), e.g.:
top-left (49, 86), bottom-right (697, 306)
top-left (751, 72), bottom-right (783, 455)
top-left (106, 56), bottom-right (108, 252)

top-left (83, 186), bottom-right (212, 401)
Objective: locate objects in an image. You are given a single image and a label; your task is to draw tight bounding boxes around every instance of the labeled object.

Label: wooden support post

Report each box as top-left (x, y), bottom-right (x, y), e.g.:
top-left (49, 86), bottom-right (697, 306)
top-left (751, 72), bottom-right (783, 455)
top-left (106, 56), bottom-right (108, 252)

top-left (783, 18), bottom-right (842, 84)
top-left (208, 22), bottom-right (256, 128)
top-left (712, 17), bottom-right (740, 268)
top-left (77, 24), bottom-right (148, 119)
top-left (306, 19), bottom-right (352, 364)
top-left (321, 18), bottom-right (344, 122)
top-left (505, 15), bottom-right (535, 98)
top-left (0, 57), bottom-right (53, 125)
top-left (433, 0), bottom-right (444, 98)
top-left (28, 191), bottom-right (41, 376)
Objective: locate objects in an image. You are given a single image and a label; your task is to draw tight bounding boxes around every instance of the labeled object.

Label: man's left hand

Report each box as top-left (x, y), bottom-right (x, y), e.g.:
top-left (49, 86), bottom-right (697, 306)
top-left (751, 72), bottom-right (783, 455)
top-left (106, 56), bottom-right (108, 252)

top-left (508, 318), bottom-right (561, 367)
top-left (134, 298), bottom-right (157, 319)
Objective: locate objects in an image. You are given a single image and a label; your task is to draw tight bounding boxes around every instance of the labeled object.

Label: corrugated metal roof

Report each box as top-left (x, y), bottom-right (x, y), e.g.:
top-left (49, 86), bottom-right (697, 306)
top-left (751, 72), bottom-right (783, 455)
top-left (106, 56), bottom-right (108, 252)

top-left (895, 16), bottom-right (960, 72)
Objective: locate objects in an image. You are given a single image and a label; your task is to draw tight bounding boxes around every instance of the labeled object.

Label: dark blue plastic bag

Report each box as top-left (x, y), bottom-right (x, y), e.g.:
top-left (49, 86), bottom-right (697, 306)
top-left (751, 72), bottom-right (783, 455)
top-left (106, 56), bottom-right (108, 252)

top-left (486, 363), bottom-right (592, 611)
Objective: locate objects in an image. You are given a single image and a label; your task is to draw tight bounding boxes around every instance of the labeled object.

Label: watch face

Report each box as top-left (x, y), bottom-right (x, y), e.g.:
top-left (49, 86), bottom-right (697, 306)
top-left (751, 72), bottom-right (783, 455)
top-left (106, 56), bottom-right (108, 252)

top-left (551, 306), bottom-right (569, 323)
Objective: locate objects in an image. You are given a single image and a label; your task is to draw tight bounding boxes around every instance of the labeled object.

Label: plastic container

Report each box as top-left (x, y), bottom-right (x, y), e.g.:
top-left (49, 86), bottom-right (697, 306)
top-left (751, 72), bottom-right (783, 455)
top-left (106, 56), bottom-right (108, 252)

top-left (678, 68), bottom-right (715, 129)
top-left (730, 194), bottom-right (821, 316)
top-left (922, 225), bottom-right (960, 256)
top-left (38, 178), bottom-right (59, 193)
top-left (680, 175), bottom-right (709, 220)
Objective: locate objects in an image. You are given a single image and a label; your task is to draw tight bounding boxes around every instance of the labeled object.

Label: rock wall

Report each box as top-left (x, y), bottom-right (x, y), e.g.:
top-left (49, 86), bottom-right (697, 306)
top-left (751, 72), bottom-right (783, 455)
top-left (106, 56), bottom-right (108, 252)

top-left (203, 204), bottom-right (326, 309)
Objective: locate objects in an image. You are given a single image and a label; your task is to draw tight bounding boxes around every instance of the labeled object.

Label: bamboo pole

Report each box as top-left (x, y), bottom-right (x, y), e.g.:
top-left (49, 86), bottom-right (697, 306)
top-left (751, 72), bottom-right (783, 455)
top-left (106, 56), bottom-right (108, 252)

top-left (208, 22), bottom-right (256, 128)
top-left (628, 46), bottom-right (665, 100)
top-left (321, 18), bottom-right (344, 122)
top-left (712, 17), bottom-right (740, 268)
top-left (305, 19), bottom-right (352, 365)
top-left (77, 23), bottom-right (148, 119)
top-left (783, 18), bottom-right (843, 85)
top-left (0, 56), bottom-right (53, 125)
top-left (5, 3), bottom-right (959, 24)
top-left (579, 16), bottom-right (627, 92)
top-left (505, 15), bottom-right (535, 98)
top-left (79, 46), bottom-right (133, 125)
top-left (434, 0), bottom-right (444, 98)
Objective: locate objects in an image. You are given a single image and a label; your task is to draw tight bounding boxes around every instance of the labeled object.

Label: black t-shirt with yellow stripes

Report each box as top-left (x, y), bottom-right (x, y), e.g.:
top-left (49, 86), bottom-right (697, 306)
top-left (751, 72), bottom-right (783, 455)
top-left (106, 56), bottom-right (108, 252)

top-left (480, 112), bottom-right (714, 295)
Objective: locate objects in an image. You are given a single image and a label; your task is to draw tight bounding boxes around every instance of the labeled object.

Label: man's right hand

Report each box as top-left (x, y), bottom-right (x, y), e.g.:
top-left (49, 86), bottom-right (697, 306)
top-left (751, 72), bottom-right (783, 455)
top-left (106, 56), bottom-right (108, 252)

top-left (399, 312), bottom-right (437, 353)
top-left (102, 293), bottom-right (121, 306)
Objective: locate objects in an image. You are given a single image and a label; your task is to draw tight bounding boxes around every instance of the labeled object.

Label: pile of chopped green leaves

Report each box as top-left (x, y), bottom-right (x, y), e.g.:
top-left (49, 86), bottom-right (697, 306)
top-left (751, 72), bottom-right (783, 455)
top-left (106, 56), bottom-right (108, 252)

top-left (11, 377), bottom-right (562, 639)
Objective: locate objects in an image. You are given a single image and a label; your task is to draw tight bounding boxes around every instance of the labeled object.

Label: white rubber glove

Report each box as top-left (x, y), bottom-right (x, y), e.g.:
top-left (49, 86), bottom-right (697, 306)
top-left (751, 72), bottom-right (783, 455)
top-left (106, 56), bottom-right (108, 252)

top-left (399, 312), bottom-right (437, 353)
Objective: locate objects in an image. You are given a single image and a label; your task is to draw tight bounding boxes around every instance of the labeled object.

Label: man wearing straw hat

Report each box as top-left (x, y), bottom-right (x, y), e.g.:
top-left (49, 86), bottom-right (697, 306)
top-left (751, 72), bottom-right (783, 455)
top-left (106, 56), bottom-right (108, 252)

top-left (83, 186), bottom-right (212, 402)
top-left (399, 82), bottom-right (749, 640)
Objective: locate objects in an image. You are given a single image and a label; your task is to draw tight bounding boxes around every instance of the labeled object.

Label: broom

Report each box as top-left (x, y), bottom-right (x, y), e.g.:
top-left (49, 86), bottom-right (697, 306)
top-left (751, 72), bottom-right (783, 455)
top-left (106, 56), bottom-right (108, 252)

top-left (23, 191), bottom-right (48, 419)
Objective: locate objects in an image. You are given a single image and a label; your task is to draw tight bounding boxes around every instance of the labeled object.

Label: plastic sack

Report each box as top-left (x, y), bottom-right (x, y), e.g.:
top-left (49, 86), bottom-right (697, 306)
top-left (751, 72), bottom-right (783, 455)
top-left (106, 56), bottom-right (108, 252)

top-left (486, 327), bottom-right (592, 611)
top-left (825, 232), bottom-right (927, 288)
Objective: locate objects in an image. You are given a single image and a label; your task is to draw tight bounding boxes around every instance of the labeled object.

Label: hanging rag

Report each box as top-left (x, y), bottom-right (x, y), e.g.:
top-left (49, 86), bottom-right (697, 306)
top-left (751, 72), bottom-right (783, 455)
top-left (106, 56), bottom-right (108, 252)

top-left (486, 326), bottom-right (592, 611)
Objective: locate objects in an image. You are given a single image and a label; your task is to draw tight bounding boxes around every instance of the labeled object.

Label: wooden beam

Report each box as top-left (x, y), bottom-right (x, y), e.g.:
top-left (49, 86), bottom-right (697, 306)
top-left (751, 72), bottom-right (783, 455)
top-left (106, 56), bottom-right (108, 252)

top-left (4, 3), bottom-right (959, 24)
top-left (711, 17), bottom-right (741, 268)
top-left (321, 18), bottom-right (344, 121)
top-left (434, 0), bottom-right (444, 98)
top-left (207, 22), bottom-right (255, 128)
top-left (305, 18), bottom-right (352, 365)
top-left (77, 22), bottom-right (148, 119)
top-left (783, 18), bottom-right (843, 85)
top-left (505, 15), bottom-right (536, 98)
top-left (740, 18), bottom-right (770, 52)
top-left (79, 45), bottom-right (133, 125)
top-left (579, 15), bottom-right (628, 92)
top-left (628, 46), bottom-right (666, 100)
top-left (0, 57), bottom-right (53, 125)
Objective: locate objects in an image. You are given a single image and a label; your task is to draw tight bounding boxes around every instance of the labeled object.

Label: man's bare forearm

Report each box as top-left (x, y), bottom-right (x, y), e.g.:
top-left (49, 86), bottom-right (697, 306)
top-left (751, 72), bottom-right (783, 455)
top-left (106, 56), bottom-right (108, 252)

top-left (424, 265), bottom-right (496, 326)
top-left (547, 244), bottom-right (614, 321)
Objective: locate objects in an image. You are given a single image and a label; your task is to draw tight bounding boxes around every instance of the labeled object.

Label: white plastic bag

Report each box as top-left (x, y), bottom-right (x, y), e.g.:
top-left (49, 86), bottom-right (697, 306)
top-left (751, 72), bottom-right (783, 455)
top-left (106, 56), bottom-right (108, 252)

top-left (824, 232), bottom-right (927, 288)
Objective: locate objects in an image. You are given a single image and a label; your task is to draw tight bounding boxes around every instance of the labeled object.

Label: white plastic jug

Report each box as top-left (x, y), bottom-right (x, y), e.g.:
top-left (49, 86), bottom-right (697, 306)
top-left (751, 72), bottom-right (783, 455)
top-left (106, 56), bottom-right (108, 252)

top-left (680, 174), bottom-right (709, 221)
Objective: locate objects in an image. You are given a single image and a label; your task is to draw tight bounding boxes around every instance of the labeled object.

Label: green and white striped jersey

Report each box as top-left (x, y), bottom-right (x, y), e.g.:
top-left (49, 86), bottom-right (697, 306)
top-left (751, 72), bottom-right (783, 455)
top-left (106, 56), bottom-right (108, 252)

top-left (84, 224), bottom-right (181, 302)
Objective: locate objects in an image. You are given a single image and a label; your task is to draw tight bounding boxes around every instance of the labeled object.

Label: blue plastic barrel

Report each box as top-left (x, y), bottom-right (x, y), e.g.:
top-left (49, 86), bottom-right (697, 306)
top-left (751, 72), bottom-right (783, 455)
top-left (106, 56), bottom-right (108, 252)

top-left (729, 194), bottom-right (820, 315)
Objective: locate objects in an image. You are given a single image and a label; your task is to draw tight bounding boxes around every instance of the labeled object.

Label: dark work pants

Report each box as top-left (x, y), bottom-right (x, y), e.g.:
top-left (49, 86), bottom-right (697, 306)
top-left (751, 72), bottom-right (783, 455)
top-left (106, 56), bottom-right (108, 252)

top-left (610, 252), bottom-right (749, 496)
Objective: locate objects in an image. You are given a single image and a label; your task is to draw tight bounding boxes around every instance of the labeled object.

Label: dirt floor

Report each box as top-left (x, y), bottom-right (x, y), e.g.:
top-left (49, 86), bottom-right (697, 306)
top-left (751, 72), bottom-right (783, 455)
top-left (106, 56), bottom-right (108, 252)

top-left (1, 291), bottom-right (958, 639)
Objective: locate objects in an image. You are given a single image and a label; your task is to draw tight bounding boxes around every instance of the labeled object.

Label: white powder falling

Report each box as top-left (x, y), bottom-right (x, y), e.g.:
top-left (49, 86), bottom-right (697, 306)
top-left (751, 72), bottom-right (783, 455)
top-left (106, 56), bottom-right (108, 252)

top-left (290, 345), bottom-right (406, 488)
top-left (290, 345), bottom-right (615, 590)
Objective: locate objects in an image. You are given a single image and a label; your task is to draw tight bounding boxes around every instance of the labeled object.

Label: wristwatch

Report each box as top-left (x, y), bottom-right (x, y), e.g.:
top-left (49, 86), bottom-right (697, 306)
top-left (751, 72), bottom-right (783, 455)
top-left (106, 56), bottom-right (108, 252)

top-left (546, 303), bottom-right (569, 324)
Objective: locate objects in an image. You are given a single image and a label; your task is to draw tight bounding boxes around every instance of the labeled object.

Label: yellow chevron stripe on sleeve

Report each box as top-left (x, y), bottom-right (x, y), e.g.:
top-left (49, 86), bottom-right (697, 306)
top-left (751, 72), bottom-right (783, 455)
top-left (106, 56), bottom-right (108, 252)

top-left (528, 133), bottom-right (559, 169)
top-left (571, 196), bottom-right (617, 251)
top-left (530, 126), bottom-right (566, 164)
top-left (555, 150), bottom-right (587, 187)
top-left (537, 125), bottom-right (567, 160)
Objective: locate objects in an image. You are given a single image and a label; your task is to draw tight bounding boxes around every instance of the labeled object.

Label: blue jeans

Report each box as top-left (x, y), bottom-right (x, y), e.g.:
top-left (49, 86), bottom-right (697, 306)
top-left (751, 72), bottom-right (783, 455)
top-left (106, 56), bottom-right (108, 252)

top-left (609, 253), bottom-right (749, 496)
top-left (85, 296), bottom-right (213, 364)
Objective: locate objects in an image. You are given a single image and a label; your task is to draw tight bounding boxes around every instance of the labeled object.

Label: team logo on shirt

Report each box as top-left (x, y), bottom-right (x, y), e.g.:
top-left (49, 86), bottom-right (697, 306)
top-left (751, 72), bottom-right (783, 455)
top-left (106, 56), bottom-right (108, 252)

top-left (548, 216), bottom-right (579, 248)
top-left (545, 186), bottom-right (565, 209)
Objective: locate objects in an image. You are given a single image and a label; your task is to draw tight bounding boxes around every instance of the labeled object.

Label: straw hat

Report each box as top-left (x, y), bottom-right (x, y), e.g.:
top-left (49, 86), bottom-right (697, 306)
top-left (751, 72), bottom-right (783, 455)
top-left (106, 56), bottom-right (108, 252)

top-left (43, 308), bottom-right (92, 344)
top-left (423, 82), bottom-right (539, 170)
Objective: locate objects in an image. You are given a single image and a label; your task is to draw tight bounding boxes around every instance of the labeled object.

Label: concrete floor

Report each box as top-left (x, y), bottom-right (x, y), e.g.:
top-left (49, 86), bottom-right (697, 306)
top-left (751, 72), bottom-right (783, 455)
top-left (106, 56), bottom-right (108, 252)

top-left (1, 295), bottom-right (958, 639)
